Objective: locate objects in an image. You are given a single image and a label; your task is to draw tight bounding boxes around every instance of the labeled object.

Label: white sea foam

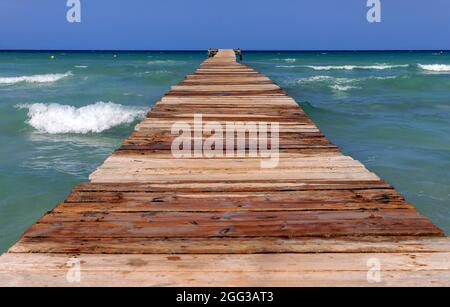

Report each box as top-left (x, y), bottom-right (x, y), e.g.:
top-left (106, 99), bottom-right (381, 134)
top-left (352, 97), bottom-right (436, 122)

top-left (372, 76), bottom-right (399, 80)
top-left (291, 76), bottom-right (358, 91)
top-left (295, 76), bottom-right (334, 83)
top-left (147, 60), bottom-right (178, 64)
top-left (75, 65), bottom-right (88, 68)
top-left (418, 64), bottom-right (450, 72)
top-left (292, 75), bottom-right (399, 91)
top-left (0, 71), bottom-right (72, 85)
top-left (273, 58), bottom-right (297, 63)
top-left (330, 84), bottom-right (360, 92)
top-left (276, 65), bottom-right (298, 68)
top-left (297, 75), bottom-right (398, 84)
top-left (303, 64), bottom-right (408, 70)
top-left (16, 102), bottom-right (147, 134)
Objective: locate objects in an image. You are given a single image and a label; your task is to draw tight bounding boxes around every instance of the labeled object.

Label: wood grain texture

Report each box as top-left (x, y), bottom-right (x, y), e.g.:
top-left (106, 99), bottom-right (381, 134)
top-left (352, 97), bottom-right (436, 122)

top-left (1, 49), bottom-right (446, 286)
top-left (1, 251), bottom-right (449, 286)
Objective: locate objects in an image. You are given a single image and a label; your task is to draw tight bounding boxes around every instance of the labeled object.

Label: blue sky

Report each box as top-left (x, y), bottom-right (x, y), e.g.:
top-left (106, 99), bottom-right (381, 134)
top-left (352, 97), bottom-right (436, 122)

top-left (0, 0), bottom-right (449, 50)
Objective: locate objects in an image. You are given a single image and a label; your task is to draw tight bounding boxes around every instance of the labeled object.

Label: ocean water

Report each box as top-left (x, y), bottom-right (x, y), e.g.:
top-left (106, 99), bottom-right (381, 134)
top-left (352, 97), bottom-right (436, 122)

top-left (0, 51), bottom-right (449, 252)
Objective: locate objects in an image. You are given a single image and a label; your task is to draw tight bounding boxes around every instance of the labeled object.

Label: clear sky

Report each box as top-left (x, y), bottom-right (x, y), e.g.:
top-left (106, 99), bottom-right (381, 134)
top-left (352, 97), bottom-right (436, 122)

top-left (1, 0), bottom-right (449, 50)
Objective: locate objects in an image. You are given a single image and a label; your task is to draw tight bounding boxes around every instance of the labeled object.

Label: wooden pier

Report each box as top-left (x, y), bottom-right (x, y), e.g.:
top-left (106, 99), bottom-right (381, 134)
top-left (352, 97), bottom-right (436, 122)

top-left (0, 49), bottom-right (448, 286)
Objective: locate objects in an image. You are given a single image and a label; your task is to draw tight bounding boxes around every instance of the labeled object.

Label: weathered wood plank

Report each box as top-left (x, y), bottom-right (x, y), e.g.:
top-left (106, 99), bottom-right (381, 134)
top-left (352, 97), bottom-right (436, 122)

top-left (23, 212), bottom-right (441, 239)
top-left (9, 237), bottom-right (450, 254)
top-left (1, 252), bottom-right (449, 286)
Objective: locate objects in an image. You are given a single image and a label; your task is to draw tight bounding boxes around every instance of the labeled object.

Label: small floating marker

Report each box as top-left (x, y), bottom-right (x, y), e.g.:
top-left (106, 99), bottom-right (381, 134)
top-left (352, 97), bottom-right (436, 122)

top-left (50, 55), bottom-right (56, 60)
top-left (113, 54), bottom-right (118, 58)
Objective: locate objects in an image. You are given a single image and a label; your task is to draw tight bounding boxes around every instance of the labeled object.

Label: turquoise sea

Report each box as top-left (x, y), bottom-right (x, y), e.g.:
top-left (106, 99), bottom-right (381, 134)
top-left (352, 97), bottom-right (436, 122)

top-left (0, 51), bottom-right (449, 252)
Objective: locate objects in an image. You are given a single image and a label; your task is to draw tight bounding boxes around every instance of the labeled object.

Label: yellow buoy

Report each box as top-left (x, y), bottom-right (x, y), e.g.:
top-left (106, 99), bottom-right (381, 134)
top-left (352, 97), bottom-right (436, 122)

top-left (50, 55), bottom-right (56, 60)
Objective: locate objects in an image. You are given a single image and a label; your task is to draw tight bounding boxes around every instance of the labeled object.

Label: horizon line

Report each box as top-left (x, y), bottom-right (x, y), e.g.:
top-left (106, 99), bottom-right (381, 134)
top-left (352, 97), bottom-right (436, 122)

top-left (0, 49), bottom-right (449, 53)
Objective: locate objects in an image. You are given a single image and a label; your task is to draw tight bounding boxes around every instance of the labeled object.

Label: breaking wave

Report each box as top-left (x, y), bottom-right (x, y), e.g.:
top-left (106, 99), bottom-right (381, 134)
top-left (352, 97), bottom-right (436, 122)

top-left (291, 75), bottom-right (400, 91)
top-left (16, 102), bottom-right (147, 134)
top-left (147, 60), bottom-right (179, 65)
top-left (0, 72), bottom-right (72, 85)
top-left (418, 64), bottom-right (450, 72)
top-left (303, 64), bottom-right (409, 70)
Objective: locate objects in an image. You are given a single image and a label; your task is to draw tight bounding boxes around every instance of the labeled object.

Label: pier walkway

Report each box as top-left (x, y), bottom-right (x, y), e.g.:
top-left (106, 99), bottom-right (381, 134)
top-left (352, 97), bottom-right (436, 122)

top-left (0, 49), bottom-right (448, 286)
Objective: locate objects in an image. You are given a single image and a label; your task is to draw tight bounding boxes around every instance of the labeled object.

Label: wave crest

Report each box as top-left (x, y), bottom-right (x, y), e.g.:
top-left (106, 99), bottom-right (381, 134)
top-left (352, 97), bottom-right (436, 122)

top-left (330, 84), bottom-right (360, 92)
top-left (147, 60), bottom-right (179, 65)
top-left (17, 102), bottom-right (147, 134)
top-left (292, 75), bottom-right (400, 91)
top-left (304, 64), bottom-right (408, 71)
top-left (418, 64), bottom-right (450, 72)
top-left (0, 71), bottom-right (72, 85)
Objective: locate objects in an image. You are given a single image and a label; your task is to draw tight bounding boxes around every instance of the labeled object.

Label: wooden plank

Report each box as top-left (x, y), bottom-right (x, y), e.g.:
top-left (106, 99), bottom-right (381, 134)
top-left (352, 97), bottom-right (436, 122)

top-left (9, 237), bottom-right (450, 254)
top-left (23, 211), bottom-right (441, 239)
top-left (1, 252), bottom-right (449, 286)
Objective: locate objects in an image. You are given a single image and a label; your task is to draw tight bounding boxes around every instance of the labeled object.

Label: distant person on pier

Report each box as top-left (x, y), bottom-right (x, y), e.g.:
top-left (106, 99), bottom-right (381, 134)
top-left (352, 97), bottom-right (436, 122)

top-left (234, 48), bottom-right (243, 61)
